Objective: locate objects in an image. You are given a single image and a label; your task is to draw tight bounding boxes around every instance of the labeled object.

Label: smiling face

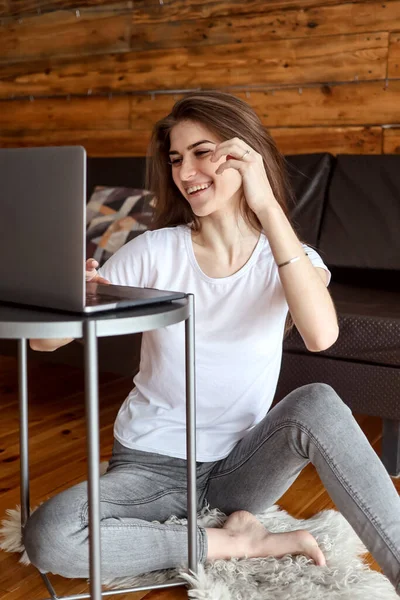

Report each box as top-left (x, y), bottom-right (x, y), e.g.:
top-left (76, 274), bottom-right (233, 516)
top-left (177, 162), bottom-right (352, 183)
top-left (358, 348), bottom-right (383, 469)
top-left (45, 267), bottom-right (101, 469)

top-left (169, 120), bottom-right (243, 218)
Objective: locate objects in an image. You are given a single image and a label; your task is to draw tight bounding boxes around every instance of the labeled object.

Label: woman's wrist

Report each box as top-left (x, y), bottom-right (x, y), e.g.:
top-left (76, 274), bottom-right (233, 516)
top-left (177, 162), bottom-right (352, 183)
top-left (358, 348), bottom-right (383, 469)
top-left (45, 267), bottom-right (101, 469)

top-left (253, 202), bottom-right (282, 221)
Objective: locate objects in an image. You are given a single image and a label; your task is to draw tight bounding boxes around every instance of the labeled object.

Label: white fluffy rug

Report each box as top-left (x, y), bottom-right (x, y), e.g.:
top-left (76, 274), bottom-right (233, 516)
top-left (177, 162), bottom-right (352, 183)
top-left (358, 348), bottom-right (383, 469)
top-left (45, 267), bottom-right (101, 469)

top-left (0, 502), bottom-right (397, 599)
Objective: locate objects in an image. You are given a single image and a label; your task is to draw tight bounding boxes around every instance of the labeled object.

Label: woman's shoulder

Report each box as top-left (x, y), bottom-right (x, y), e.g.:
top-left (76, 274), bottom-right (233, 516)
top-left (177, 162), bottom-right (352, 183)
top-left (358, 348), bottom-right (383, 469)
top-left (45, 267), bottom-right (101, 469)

top-left (141, 224), bottom-right (188, 248)
top-left (99, 226), bottom-right (187, 283)
top-left (107, 225), bottom-right (186, 262)
top-left (146, 224), bottom-right (187, 238)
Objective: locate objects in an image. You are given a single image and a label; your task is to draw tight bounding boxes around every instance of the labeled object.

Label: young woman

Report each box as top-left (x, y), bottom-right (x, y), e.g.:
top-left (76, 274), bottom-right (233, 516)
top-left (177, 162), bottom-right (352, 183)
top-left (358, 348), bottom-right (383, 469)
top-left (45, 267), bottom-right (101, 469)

top-left (25, 92), bottom-right (400, 593)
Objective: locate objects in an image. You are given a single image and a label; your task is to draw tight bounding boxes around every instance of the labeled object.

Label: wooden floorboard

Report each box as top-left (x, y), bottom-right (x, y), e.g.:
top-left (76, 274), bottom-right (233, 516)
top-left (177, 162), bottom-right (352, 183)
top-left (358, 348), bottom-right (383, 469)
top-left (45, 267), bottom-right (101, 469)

top-left (0, 354), bottom-right (398, 600)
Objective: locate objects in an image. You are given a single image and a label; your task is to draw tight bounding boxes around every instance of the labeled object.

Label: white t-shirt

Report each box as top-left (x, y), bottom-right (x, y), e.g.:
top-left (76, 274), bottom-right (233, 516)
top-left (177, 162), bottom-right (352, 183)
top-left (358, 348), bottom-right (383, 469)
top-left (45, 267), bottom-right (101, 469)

top-left (99, 225), bottom-right (331, 462)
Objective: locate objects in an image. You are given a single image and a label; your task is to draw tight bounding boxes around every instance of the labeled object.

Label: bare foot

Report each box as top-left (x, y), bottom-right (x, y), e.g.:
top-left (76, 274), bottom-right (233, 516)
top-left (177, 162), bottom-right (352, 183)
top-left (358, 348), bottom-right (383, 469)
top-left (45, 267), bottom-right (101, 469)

top-left (206, 510), bottom-right (326, 567)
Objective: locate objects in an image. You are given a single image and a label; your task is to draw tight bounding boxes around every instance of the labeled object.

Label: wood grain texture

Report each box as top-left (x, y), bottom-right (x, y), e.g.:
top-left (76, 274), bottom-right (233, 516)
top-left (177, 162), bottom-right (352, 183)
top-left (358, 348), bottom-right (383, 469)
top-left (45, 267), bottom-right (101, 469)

top-left (2, 1), bottom-right (398, 63)
top-left (233, 82), bottom-right (400, 127)
top-left (130, 0), bottom-right (388, 24)
top-left (0, 0), bottom-right (128, 18)
top-left (388, 31), bottom-right (400, 77)
top-left (383, 127), bottom-right (400, 153)
top-left (0, 129), bottom-right (149, 155)
top-left (130, 1), bottom-right (400, 51)
top-left (126, 88), bottom-right (394, 129)
top-left (271, 126), bottom-right (382, 155)
top-left (0, 0), bottom-right (9, 16)
top-left (0, 8), bottom-right (132, 64)
top-left (128, 83), bottom-right (398, 129)
top-left (0, 32), bottom-right (388, 98)
top-left (0, 96), bottom-right (130, 129)
top-left (0, 126), bottom-right (384, 156)
top-left (0, 0), bottom-right (374, 20)
top-left (143, 589), bottom-right (188, 600)
top-left (2, 83), bottom-right (397, 132)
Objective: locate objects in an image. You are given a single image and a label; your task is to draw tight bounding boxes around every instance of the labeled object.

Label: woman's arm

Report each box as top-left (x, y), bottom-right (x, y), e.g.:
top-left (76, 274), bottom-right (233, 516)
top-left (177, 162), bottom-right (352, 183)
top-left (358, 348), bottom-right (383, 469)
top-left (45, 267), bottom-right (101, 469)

top-left (257, 203), bottom-right (338, 352)
top-left (210, 138), bottom-right (338, 352)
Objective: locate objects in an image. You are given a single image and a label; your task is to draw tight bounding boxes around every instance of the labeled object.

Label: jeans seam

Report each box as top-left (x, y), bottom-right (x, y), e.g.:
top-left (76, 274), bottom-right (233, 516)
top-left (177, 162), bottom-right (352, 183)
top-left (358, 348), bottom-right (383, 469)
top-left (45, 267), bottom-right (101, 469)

top-left (198, 526), bottom-right (207, 564)
top-left (109, 487), bottom-right (187, 505)
top-left (209, 418), bottom-right (400, 565)
top-left (79, 486), bottom-right (188, 526)
top-left (208, 422), bottom-right (293, 480)
top-left (98, 523), bottom-right (190, 531)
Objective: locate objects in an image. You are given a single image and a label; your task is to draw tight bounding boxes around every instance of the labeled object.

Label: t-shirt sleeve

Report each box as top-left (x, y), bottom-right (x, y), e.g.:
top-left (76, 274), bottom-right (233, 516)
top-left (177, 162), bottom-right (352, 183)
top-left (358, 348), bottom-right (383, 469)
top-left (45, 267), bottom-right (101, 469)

top-left (302, 244), bottom-right (331, 286)
top-left (97, 231), bottom-right (150, 287)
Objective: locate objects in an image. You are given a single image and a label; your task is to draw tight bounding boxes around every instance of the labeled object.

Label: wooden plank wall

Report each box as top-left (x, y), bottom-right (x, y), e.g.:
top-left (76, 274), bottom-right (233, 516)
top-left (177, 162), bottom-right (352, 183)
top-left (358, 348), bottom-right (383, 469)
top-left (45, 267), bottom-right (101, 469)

top-left (1, 0), bottom-right (400, 156)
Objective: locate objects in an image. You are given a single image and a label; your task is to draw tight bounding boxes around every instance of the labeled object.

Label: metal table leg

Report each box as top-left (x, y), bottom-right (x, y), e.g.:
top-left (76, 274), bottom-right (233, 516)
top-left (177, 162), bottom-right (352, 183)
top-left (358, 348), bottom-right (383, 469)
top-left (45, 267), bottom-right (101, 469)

top-left (84, 321), bottom-right (102, 600)
top-left (185, 294), bottom-right (197, 573)
top-left (18, 338), bottom-right (30, 528)
top-left (18, 338), bottom-right (60, 600)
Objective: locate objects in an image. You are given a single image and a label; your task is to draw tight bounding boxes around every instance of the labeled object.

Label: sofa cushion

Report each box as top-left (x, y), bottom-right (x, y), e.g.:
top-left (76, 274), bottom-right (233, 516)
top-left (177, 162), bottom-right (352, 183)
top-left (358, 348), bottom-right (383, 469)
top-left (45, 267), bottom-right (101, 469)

top-left (283, 282), bottom-right (400, 367)
top-left (285, 153), bottom-right (334, 247)
top-left (274, 352), bottom-right (400, 419)
top-left (86, 186), bottom-right (155, 266)
top-left (318, 155), bottom-right (400, 270)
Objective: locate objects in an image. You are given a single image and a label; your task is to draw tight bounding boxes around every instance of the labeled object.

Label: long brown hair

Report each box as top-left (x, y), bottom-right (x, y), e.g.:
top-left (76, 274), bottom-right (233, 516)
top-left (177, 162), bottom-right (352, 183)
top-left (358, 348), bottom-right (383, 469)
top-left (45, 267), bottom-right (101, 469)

top-left (145, 91), bottom-right (297, 336)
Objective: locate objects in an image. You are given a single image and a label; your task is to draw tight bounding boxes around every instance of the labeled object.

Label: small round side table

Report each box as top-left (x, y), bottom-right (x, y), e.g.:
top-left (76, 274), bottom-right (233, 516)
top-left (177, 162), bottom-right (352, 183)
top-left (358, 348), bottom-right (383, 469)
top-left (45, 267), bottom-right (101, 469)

top-left (0, 296), bottom-right (197, 600)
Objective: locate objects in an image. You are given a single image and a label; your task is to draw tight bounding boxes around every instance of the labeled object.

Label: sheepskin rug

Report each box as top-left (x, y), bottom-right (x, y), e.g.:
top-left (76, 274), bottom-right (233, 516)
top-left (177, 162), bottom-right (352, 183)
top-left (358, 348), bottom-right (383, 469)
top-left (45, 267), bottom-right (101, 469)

top-left (0, 502), bottom-right (397, 600)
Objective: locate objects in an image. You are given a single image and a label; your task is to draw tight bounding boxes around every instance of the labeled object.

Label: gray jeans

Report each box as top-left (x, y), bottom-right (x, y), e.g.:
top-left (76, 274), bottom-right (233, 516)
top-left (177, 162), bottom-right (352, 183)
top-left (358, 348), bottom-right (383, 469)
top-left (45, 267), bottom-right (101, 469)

top-left (23, 383), bottom-right (400, 591)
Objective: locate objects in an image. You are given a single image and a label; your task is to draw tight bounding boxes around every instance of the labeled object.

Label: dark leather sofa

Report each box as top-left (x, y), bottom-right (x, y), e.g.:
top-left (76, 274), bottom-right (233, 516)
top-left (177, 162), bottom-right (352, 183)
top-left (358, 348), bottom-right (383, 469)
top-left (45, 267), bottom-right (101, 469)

top-left (1, 153), bottom-right (399, 476)
top-left (275, 154), bottom-right (400, 477)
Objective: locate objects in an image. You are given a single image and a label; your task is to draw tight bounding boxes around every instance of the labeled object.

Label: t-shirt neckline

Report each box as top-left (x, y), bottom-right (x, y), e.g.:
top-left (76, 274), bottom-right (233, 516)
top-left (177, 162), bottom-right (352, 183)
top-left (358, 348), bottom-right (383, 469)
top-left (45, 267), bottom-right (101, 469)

top-left (182, 225), bottom-right (266, 284)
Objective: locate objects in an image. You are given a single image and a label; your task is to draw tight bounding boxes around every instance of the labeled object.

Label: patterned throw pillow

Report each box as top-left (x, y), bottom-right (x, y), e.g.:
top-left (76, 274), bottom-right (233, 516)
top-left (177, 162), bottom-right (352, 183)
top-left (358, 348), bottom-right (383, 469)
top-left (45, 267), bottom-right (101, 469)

top-left (86, 186), bottom-right (155, 266)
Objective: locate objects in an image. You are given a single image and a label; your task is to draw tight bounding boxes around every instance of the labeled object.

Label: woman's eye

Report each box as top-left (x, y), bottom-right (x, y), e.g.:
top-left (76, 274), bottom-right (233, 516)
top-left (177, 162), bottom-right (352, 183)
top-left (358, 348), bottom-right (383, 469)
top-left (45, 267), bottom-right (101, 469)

top-left (169, 150), bottom-right (211, 166)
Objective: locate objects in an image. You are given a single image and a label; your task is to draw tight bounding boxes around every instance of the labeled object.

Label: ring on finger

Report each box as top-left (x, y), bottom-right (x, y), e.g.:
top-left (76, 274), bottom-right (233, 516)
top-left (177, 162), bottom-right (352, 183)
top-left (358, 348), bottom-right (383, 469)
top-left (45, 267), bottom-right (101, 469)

top-left (241, 148), bottom-right (251, 160)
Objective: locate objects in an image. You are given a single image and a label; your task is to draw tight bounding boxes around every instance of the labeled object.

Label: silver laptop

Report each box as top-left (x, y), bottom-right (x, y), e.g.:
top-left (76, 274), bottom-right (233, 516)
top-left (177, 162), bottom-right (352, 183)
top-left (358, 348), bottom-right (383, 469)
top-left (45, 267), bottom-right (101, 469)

top-left (0, 146), bottom-right (185, 313)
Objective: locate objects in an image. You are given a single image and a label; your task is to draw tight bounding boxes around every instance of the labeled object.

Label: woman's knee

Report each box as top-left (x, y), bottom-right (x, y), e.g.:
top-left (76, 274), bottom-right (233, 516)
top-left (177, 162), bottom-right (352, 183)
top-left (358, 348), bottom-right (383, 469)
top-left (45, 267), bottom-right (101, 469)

top-left (283, 383), bottom-right (351, 426)
top-left (23, 486), bottom-right (87, 576)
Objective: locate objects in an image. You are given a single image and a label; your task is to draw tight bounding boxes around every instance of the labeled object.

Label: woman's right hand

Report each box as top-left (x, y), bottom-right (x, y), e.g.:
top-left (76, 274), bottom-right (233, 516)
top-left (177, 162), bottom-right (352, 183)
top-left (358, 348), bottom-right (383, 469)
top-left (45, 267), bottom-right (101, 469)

top-left (30, 259), bottom-right (110, 352)
top-left (85, 258), bottom-right (110, 285)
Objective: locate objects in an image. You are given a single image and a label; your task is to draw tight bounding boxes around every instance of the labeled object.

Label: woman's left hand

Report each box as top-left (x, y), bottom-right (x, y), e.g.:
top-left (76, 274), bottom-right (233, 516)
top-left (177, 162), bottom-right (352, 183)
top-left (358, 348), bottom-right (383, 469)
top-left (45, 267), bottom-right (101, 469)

top-left (211, 137), bottom-right (278, 215)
